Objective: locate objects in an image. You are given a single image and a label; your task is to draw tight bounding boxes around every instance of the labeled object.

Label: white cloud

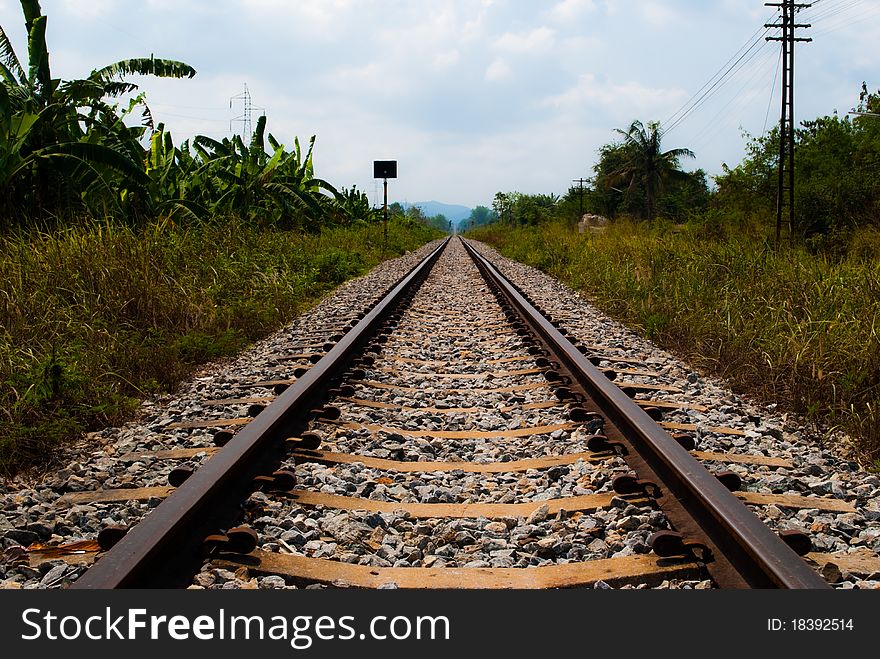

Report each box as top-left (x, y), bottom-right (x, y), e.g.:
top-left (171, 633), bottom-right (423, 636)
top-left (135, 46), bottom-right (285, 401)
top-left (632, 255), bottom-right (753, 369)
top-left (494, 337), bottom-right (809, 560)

top-left (640, 1), bottom-right (678, 27)
top-left (546, 0), bottom-right (597, 22)
top-left (433, 49), bottom-right (461, 70)
top-left (325, 60), bottom-right (407, 97)
top-left (233, 0), bottom-right (362, 42)
top-left (485, 57), bottom-right (512, 82)
top-left (494, 26), bottom-right (556, 54)
top-left (60, 0), bottom-right (118, 18)
top-left (542, 73), bottom-right (687, 122)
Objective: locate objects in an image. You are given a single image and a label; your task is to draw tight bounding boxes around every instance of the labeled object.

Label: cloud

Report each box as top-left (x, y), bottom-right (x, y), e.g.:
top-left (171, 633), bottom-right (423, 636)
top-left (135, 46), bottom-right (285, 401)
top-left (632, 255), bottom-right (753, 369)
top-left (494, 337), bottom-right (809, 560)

top-left (640, 1), bottom-right (679, 27)
top-left (59, 0), bottom-right (118, 18)
top-left (433, 49), bottom-right (461, 70)
top-left (485, 57), bottom-right (512, 81)
top-left (233, 0), bottom-right (363, 43)
top-left (325, 61), bottom-right (392, 95)
top-left (542, 73), bottom-right (687, 124)
top-left (546, 0), bottom-right (597, 22)
top-left (494, 26), bottom-right (556, 54)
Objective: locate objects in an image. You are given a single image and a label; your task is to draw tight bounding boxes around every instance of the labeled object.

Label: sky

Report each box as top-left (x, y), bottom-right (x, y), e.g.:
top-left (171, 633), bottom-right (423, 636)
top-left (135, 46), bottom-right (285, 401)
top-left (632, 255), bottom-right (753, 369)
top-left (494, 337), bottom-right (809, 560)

top-left (1, 0), bottom-right (878, 209)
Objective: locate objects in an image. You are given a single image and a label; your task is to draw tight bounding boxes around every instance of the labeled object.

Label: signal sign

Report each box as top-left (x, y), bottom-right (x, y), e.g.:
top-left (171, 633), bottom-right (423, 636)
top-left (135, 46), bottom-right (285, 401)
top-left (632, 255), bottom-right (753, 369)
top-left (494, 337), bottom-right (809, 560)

top-left (373, 160), bottom-right (397, 179)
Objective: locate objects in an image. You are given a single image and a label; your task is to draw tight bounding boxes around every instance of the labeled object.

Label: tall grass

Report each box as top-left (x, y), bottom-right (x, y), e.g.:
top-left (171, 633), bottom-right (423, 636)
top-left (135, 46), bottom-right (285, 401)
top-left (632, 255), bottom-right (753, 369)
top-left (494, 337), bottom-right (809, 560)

top-left (471, 220), bottom-right (880, 467)
top-left (0, 217), bottom-right (440, 476)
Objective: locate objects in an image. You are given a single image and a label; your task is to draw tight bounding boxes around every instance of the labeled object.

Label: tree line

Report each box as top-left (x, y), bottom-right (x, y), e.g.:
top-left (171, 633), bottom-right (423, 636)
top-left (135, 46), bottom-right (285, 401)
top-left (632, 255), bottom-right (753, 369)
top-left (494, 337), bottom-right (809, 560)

top-left (484, 90), bottom-right (880, 250)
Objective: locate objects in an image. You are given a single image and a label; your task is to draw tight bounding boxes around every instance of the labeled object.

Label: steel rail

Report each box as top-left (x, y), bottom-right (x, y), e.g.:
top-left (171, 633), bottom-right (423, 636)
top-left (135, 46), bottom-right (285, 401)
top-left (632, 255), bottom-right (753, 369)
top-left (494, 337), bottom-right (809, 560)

top-left (73, 237), bottom-right (450, 588)
top-left (462, 237), bottom-right (829, 589)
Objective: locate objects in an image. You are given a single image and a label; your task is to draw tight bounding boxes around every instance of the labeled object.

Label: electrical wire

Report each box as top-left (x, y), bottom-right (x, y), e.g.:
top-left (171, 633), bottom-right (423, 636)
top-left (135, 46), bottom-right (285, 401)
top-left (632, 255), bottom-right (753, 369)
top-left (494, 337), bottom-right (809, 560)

top-left (665, 34), bottom-right (775, 135)
top-left (763, 48), bottom-right (783, 135)
top-left (810, 4), bottom-right (880, 37)
top-left (659, 0), bottom-right (873, 164)
top-left (664, 1), bottom-right (861, 141)
top-left (687, 45), bottom-right (781, 153)
top-left (663, 16), bottom-right (777, 134)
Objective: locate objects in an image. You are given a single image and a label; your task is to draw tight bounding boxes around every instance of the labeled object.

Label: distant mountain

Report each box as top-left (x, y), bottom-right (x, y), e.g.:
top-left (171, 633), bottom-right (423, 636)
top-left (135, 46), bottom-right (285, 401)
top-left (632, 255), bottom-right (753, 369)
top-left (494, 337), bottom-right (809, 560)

top-left (403, 200), bottom-right (472, 223)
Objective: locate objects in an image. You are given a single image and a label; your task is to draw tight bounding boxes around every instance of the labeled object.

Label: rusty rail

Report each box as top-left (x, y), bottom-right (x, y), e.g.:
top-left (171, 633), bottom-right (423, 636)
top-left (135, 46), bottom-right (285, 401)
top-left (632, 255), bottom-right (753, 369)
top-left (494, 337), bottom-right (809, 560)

top-left (73, 238), bottom-right (450, 588)
top-left (461, 238), bottom-right (829, 589)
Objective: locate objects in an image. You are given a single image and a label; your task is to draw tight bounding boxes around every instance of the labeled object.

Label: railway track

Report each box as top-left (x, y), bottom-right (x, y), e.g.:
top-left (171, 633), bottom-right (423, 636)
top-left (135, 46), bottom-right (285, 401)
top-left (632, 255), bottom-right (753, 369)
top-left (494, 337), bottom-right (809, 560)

top-left (4, 237), bottom-right (880, 590)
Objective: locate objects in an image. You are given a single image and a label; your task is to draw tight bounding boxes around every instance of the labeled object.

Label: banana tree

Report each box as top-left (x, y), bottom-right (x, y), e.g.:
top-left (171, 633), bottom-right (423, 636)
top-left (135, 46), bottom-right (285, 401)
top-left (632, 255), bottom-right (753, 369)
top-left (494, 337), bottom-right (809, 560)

top-left (188, 115), bottom-right (337, 229)
top-left (0, 0), bottom-right (196, 223)
top-left (333, 185), bottom-right (380, 225)
top-left (135, 123), bottom-right (208, 222)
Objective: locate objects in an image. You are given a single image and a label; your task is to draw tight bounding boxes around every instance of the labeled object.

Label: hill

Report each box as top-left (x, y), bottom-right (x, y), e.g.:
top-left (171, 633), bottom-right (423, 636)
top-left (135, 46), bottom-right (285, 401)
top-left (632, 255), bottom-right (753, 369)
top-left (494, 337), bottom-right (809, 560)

top-left (402, 201), bottom-right (472, 224)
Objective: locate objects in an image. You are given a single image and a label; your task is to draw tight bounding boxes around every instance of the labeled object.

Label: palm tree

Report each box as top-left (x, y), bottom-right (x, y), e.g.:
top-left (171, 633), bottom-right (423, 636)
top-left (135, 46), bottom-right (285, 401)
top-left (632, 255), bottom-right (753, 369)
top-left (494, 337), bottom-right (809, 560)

top-left (608, 120), bottom-right (695, 221)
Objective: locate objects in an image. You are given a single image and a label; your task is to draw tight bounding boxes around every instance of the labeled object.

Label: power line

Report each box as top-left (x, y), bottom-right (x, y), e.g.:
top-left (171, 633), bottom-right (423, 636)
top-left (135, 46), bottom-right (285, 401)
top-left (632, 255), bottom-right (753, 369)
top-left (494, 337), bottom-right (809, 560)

top-left (763, 48), bottom-right (783, 135)
top-left (664, 16), bottom-right (777, 135)
top-left (659, 0), bottom-right (867, 176)
top-left (801, 0), bottom-right (861, 22)
top-left (688, 45), bottom-right (780, 153)
top-left (153, 111), bottom-right (228, 123)
top-left (667, 40), bottom-right (776, 137)
top-left (810, 3), bottom-right (880, 37)
top-left (661, 1), bottom-right (846, 140)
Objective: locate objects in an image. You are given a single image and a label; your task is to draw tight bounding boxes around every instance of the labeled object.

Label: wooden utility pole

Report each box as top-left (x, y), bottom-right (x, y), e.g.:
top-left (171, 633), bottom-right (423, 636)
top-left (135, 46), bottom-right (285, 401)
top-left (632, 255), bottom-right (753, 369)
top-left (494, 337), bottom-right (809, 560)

top-left (573, 178), bottom-right (588, 218)
top-left (766, 1), bottom-right (811, 243)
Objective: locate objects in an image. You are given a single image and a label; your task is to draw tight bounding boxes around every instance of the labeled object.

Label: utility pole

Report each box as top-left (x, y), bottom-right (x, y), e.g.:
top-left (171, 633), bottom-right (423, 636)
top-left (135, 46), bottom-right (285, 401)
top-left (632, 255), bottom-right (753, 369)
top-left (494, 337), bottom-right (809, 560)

top-left (573, 178), bottom-right (588, 218)
top-left (766, 1), bottom-right (811, 243)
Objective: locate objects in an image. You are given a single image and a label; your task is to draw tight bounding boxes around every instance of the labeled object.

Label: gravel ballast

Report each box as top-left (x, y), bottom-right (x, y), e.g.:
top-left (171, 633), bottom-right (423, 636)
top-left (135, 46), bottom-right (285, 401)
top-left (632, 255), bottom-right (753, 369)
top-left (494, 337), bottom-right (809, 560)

top-left (1, 236), bottom-right (878, 590)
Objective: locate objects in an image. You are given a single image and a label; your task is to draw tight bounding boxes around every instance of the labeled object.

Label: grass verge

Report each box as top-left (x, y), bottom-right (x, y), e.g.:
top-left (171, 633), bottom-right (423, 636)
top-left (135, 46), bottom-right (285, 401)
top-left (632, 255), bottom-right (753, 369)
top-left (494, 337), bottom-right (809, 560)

top-left (470, 220), bottom-right (880, 468)
top-left (1, 217), bottom-right (441, 476)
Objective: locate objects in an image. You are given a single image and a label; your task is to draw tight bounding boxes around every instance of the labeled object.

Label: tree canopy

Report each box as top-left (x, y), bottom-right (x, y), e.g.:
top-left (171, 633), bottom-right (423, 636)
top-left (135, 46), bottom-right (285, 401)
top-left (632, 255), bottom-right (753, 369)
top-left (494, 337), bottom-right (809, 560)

top-left (601, 120), bottom-right (696, 221)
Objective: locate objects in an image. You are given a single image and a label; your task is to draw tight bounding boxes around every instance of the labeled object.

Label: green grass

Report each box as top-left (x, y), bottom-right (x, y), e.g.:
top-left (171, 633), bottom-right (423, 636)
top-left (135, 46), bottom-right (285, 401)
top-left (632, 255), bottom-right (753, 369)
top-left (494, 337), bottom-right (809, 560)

top-left (0, 217), bottom-right (441, 476)
top-left (470, 220), bottom-right (880, 467)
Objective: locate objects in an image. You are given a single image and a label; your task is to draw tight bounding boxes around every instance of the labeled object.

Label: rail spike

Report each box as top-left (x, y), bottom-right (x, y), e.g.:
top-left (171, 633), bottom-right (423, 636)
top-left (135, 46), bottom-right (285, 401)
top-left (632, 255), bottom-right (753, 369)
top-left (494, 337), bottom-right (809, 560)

top-left (203, 527), bottom-right (259, 556)
top-left (648, 530), bottom-right (713, 563)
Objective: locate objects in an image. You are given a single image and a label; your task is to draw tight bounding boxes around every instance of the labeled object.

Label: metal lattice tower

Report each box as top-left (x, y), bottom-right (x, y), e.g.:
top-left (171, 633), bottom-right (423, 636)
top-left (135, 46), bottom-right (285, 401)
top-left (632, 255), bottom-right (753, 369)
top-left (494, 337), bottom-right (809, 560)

top-left (230, 84), bottom-right (264, 139)
top-left (766, 1), bottom-right (812, 242)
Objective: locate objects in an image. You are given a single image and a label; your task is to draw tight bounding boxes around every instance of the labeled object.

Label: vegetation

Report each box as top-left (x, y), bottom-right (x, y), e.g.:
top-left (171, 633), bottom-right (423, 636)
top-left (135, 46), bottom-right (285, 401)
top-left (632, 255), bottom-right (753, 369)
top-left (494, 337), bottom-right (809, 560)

top-left (470, 219), bottom-right (880, 465)
top-left (0, 217), bottom-right (439, 476)
top-left (468, 87), bottom-right (880, 465)
top-left (0, 2), bottom-right (445, 475)
top-left (460, 205), bottom-right (497, 232)
top-left (485, 120), bottom-right (707, 228)
top-left (0, 1), bottom-right (380, 228)
top-left (390, 203), bottom-right (453, 233)
top-left (604, 120), bottom-right (696, 221)
top-left (714, 83), bottom-right (880, 246)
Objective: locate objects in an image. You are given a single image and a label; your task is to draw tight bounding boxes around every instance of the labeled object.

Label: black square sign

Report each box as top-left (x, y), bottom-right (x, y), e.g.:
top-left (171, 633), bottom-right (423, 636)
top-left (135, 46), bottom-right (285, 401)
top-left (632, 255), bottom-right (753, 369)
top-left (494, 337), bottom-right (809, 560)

top-left (373, 160), bottom-right (398, 178)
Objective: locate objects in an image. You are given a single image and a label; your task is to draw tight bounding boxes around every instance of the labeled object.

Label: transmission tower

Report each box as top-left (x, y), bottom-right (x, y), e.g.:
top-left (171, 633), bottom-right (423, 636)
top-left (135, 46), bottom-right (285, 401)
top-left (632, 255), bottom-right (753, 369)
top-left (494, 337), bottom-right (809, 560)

top-left (230, 84), bottom-right (265, 139)
top-left (765, 1), bottom-right (811, 242)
